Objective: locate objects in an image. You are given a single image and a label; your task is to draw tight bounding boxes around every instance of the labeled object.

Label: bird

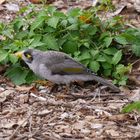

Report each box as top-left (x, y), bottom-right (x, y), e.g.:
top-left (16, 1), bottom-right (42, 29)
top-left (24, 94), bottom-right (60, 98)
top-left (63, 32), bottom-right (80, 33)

top-left (15, 49), bottom-right (120, 92)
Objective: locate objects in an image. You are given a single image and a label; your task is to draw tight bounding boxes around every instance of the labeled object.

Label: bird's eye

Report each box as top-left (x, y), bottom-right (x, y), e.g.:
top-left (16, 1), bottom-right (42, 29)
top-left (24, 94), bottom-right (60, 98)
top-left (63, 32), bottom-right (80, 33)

top-left (24, 52), bottom-right (31, 58)
top-left (24, 52), bottom-right (33, 63)
top-left (26, 54), bottom-right (32, 59)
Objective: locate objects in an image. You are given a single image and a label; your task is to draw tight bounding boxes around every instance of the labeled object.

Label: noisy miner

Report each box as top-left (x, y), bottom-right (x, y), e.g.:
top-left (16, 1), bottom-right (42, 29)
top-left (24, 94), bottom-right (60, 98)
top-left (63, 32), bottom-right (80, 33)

top-left (15, 49), bottom-right (120, 92)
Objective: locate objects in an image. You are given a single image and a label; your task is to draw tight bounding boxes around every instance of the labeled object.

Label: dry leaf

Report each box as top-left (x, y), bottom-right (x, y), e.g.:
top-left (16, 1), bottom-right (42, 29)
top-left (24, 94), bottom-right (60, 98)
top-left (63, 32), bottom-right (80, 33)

top-left (54, 124), bottom-right (70, 133)
top-left (0, 0), bottom-right (5, 5)
top-left (134, 0), bottom-right (140, 12)
top-left (72, 121), bottom-right (85, 130)
top-left (90, 123), bottom-right (103, 129)
top-left (81, 129), bottom-right (90, 135)
top-left (15, 85), bottom-right (33, 92)
top-left (60, 112), bottom-right (69, 120)
top-left (37, 109), bottom-right (52, 116)
top-left (106, 129), bottom-right (119, 137)
top-left (1, 121), bottom-right (16, 129)
top-left (5, 3), bottom-right (19, 12)
top-left (19, 94), bottom-right (29, 103)
top-left (0, 90), bottom-right (14, 102)
top-left (108, 114), bottom-right (129, 121)
top-left (129, 88), bottom-right (140, 101)
top-left (1, 118), bottom-right (27, 129)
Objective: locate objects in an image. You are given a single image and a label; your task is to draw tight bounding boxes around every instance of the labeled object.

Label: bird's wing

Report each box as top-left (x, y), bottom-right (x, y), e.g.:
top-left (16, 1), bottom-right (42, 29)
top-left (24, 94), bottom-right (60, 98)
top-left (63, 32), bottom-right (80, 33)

top-left (44, 51), bottom-right (93, 75)
top-left (42, 51), bottom-right (120, 92)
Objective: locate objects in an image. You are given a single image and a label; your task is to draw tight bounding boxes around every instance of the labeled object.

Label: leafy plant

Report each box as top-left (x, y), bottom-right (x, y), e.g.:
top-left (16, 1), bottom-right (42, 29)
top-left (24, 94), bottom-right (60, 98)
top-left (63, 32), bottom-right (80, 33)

top-left (0, 4), bottom-right (136, 85)
top-left (122, 101), bottom-right (140, 113)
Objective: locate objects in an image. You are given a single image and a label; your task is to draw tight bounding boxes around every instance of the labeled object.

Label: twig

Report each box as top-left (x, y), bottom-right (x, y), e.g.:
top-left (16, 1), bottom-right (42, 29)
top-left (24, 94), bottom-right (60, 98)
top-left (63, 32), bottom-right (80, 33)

top-left (90, 101), bottom-right (129, 105)
top-left (131, 59), bottom-right (140, 66)
top-left (28, 107), bottom-right (33, 138)
top-left (30, 92), bottom-right (128, 108)
top-left (30, 93), bottom-right (47, 101)
top-left (62, 92), bottom-right (125, 99)
top-left (126, 23), bottom-right (137, 29)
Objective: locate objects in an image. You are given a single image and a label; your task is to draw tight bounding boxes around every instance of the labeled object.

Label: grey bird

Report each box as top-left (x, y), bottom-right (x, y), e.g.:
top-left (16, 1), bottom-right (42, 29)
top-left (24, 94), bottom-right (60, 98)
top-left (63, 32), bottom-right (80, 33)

top-left (16, 49), bottom-right (120, 92)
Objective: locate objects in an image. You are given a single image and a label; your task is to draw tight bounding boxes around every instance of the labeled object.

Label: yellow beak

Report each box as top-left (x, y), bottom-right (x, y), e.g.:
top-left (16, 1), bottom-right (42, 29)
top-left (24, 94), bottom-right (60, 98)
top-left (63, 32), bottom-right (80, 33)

top-left (14, 51), bottom-right (23, 59)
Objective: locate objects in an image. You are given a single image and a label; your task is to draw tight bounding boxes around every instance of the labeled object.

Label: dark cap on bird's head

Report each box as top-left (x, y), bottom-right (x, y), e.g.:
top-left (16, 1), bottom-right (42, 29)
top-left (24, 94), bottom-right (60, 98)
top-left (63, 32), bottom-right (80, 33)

top-left (23, 49), bottom-right (34, 63)
top-left (15, 49), bottom-right (34, 63)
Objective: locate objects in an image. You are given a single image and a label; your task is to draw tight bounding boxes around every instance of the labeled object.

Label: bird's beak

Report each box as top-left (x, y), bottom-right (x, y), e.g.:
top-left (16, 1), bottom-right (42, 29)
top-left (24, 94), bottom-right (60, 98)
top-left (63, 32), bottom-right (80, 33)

top-left (14, 51), bottom-right (23, 59)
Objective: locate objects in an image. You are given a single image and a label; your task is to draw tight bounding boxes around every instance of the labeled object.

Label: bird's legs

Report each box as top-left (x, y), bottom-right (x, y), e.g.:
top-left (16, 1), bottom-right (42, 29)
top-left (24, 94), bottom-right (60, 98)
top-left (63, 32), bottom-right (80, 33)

top-left (65, 82), bottom-right (83, 94)
top-left (50, 83), bottom-right (59, 93)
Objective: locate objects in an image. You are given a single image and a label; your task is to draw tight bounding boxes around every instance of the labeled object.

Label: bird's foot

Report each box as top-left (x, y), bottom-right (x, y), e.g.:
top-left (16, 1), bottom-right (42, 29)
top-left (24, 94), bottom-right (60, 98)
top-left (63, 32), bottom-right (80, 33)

top-left (34, 80), bottom-right (52, 86)
top-left (34, 80), bottom-right (56, 93)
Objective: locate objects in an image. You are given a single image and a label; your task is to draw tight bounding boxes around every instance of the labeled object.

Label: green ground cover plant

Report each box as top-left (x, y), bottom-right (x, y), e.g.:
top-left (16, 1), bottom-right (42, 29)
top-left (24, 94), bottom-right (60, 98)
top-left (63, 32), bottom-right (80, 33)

top-left (0, 4), bottom-right (140, 85)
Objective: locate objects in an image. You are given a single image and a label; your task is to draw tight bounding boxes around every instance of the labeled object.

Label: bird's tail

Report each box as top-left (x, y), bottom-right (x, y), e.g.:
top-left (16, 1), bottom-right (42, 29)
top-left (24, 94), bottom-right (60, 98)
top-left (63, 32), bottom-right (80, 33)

top-left (71, 74), bottom-right (120, 92)
top-left (90, 74), bottom-right (120, 92)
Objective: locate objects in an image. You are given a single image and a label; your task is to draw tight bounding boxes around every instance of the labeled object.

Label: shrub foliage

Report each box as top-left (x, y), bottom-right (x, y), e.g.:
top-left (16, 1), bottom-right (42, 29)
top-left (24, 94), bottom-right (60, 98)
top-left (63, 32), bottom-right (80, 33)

top-left (0, 5), bottom-right (139, 85)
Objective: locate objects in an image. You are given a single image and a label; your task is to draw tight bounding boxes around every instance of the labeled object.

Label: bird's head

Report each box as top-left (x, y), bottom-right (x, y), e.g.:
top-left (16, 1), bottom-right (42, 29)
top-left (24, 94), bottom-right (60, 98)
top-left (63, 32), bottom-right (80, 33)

top-left (23, 49), bottom-right (34, 63)
top-left (15, 49), bottom-right (37, 64)
top-left (15, 49), bottom-right (44, 65)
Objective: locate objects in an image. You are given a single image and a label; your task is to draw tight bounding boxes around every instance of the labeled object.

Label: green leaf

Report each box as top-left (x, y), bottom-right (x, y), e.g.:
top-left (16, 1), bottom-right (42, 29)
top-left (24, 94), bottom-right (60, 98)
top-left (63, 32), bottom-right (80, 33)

top-left (58, 38), bottom-right (67, 47)
top-left (112, 69), bottom-right (128, 86)
top-left (81, 59), bottom-right (90, 67)
top-left (62, 41), bottom-right (78, 54)
top-left (48, 16), bottom-right (59, 28)
top-left (122, 101), bottom-right (140, 113)
top-left (78, 51), bottom-right (91, 61)
top-left (121, 32), bottom-right (139, 45)
top-left (29, 35), bottom-right (45, 48)
top-left (87, 26), bottom-right (97, 36)
top-left (44, 26), bottom-right (55, 33)
top-left (8, 54), bottom-right (18, 64)
top-left (90, 50), bottom-right (99, 59)
top-left (102, 62), bottom-right (112, 69)
top-left (115, 35), bottom-right (128, 45)
top-left (68, 17), bottom-right (77, 24)
top-left (25, 70), bottom-right (39, 84)
top-left (74, 51), bottom-right (81, 57)
top-left (103, 47), bottom-right (118, 55)
top-left (116, 64), bottom-right (132, 75)
top-left (112, 50), bottom-right (122, 65)
top-left (104, 37), bottom-right (113, 47)
top-left (84, 42), bottom-right (90, 48)
top-left (99, 31), bottom-right (110, 40)
top-left (118, 76), bottom-right (127, 85)
top-left (2, 29), bottom-right (13, 39)
top-left (54, 11), bottom-right (66, 18)
top-left (29, 42), bottom-right (45, 48)
top-left (0, 50), bottom-right (8, 62)
top-left (43, 35), bottom-right (59, 50)
top-left (47, 6), bottom-right (57, 15)
top-left (31, 16), bottom-right (46, 31)
top-left (89, 61), bottom-right (100, 72)
top-left (61, 20), bottom-right (68, 27)
top-left (66, 24), bottom-right (78, 30)
top-left (103, 69), bottom-right (111, 76)
top-left (15, 31), bottom-right (28, 40)
top-left (103, 54), bottom-right (113, 64)
top-left (13, 18), bottom-right (24, 31)
top-left (67, 8), bottom-right (81, 17)
top-left (132, 45), bottom-right (140, 57)
top-left (5, 65), bottom-right (28, 85)
top-left (96, 55), bottom-right (106, 62)
top-left (80, 24), bottom-right (89, 29)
